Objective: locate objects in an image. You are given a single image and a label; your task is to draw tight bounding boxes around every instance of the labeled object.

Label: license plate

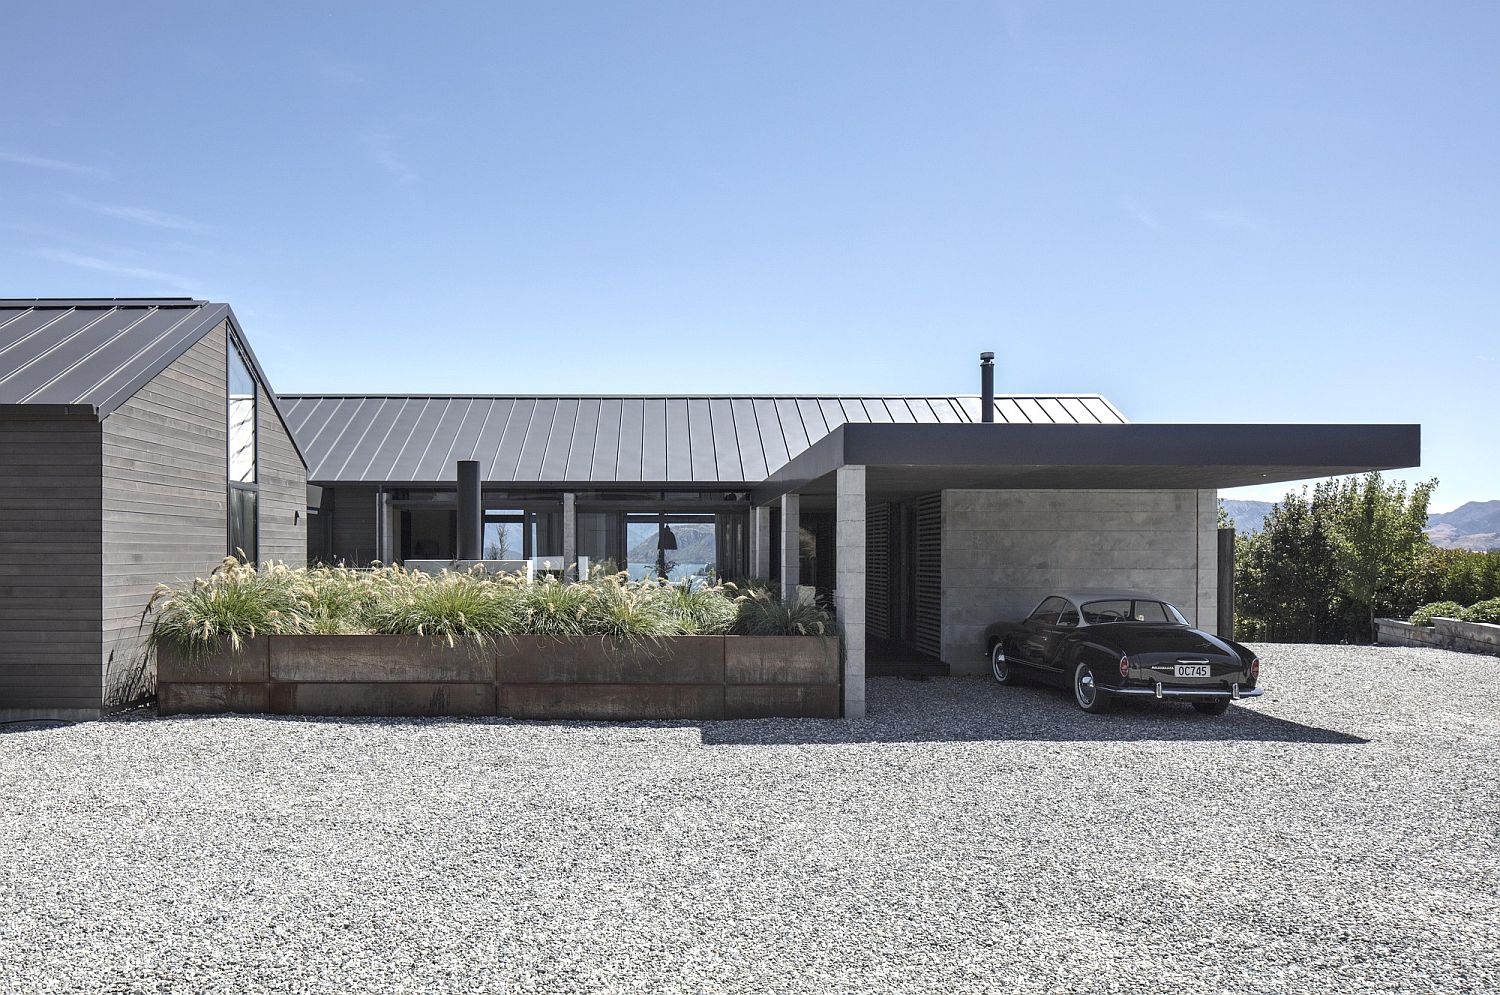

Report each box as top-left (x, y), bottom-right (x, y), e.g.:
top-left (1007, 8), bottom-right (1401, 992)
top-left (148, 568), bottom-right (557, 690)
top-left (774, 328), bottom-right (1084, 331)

top-left (1175, 664), bottom-right (1210, 678)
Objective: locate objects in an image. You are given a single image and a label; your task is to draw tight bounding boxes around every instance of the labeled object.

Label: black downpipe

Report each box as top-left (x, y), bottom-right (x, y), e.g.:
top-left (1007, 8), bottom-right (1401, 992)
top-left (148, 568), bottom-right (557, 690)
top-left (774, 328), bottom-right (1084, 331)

top-left (456, 460), bottom-right (482, 560)
top-left (980, 352), bottom-right (995, 422)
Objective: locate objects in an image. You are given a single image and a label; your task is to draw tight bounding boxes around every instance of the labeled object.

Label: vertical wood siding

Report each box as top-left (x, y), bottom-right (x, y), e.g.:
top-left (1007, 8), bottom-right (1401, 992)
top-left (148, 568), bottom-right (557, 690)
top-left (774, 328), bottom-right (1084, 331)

top-left (258, 380), bottom-right (307, 569)
top-left (100, 322), bottom-right (305, 705)
top-left (327, 485), bottom-right (379, 564)
top-left (0, 416), bottom-right (104, 715)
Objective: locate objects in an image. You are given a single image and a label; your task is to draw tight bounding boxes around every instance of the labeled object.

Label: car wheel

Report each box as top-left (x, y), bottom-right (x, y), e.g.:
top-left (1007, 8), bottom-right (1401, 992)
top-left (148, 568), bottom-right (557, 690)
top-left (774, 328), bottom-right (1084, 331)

top-left (990, 643), bottom-right (1018, 685)
top-left (1193, 700), bottom-right (1231, 716)
top-left (1072, 662), bottom-right (1111, 714)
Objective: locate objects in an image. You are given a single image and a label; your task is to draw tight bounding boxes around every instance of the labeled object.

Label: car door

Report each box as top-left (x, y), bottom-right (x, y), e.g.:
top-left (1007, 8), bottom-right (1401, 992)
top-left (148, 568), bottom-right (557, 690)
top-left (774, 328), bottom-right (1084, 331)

top-left (1015, 597), bottom-right (1068, 665)
top-left (1039, 601), bottom-right (1082, 672)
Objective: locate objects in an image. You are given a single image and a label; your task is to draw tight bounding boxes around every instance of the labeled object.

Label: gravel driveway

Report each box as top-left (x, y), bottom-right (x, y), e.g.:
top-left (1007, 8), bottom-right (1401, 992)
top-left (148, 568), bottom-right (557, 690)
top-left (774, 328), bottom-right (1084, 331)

top-left (3, 644), bottom-right (1497, 994)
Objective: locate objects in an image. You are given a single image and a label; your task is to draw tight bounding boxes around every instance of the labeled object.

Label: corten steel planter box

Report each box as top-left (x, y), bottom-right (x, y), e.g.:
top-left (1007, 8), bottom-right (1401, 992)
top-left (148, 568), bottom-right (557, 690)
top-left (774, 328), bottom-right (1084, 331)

top-left (157, 635), bottom-right (841, 719)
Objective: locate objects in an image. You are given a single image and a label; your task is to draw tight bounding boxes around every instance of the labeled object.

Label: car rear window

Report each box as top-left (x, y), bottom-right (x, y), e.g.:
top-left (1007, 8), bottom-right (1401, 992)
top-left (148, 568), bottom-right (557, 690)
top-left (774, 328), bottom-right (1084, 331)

top-left (1081, 599), bottom-right (1184, 624)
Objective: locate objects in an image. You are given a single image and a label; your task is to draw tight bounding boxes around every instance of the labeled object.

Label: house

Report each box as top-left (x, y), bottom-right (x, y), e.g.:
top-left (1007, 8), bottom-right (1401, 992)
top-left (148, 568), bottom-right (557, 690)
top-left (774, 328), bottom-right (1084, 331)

top-left (2, 298), bottom-right (1420, 720)
top-left (0, 299), bottom-right (307, 720)
top-left (280, 377), bottom-right (1419, 719)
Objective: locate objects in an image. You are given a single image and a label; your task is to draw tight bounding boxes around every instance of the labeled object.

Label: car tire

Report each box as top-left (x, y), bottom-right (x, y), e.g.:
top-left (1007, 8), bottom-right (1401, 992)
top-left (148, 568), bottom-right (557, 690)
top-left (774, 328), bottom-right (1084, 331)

top-left (990, 643), bottom-right (1019, 685)
top-left (1192, 700), bottom-right (1231, 716)
top-left (1072, 662), bottom-right (1111, 714)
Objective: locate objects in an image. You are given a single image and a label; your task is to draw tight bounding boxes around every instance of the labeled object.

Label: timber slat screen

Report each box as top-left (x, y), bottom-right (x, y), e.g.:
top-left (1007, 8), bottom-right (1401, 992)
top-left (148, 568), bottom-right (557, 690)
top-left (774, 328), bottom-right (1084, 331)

top-left (913, 493), bottom-right (942, 658)
top-left (866, 502), bottom-right (891, 640)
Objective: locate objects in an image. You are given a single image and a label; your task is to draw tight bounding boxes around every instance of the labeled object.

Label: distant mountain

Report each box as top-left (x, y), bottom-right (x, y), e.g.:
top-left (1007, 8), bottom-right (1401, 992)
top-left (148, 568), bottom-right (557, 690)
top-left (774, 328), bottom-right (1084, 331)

top-left (1220, 499), bottom-right (1274, 534)
top-left (1427, 501), bottom-right (1500, 551)
top-left (1218, 497), bottom-right (1500, 551)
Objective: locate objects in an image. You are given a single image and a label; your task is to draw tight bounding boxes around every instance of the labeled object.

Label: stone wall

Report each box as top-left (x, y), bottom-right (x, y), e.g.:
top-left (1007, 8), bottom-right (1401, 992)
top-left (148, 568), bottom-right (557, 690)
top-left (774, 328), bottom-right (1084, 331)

top-left (1376, 618), bottom-right (1500, 657)
top-left (940, 489), bottom-right (1217, 675)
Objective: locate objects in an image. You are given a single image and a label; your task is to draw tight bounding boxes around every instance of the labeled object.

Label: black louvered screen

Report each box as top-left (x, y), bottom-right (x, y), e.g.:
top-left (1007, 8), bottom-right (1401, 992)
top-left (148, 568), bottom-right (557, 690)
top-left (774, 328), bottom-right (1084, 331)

top-left (912, 493), bottom-right (942, 659)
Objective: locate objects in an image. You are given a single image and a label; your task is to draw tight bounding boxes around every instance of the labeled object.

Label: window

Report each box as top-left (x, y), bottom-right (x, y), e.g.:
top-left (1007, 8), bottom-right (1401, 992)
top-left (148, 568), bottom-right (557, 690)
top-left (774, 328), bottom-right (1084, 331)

top-left (1080, 599), bottom-right (1188, 625)
top-left (227, 342), bottom-right (258, 563)
top-left (1028, 597), bottom-right (1069, 623)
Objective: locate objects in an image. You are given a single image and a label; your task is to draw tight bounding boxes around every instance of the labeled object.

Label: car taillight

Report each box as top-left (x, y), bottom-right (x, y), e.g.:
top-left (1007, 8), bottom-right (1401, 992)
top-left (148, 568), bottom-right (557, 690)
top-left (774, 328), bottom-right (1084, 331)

top-left (1119, 654), bottom-right (1130, 679)
top-left (1249, 656), bottom-right (1261, 681)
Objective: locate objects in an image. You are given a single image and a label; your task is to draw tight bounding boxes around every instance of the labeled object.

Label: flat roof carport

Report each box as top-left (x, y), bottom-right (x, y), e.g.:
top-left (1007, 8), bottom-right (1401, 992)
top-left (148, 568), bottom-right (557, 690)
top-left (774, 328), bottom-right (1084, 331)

top-left (748, 422), bottom-right (1421, 719)
top-left (751, 422), bottom-right (1423, 503)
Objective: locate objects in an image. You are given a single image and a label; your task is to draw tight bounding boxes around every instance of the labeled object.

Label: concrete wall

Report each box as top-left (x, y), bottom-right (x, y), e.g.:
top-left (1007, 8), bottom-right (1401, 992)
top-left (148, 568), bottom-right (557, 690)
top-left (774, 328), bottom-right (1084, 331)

top-left (940, 488), bottom-right (1218, 675)
top-left (0, 414), bottom-right (104, 720)
top-left (101, 322), bottom-right (305, 706)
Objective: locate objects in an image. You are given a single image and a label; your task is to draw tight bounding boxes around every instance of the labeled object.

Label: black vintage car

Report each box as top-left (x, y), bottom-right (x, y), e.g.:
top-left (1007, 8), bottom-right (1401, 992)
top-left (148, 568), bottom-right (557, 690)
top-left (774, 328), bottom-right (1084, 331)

top-left (983, 591), bottom-right (1262, 715)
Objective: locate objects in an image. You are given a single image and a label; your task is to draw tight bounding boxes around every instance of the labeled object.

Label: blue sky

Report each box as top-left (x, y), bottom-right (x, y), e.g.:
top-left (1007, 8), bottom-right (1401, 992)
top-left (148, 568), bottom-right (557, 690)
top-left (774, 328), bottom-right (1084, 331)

top-left (2, 2), bottom-right (1494, 510)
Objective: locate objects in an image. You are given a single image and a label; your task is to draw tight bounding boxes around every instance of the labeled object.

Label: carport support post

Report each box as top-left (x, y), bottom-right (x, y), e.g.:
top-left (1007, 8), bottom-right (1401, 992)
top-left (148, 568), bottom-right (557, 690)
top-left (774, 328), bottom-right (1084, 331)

top-left (779, 492), bottom-right (800, 597)
top-left (835, 465), bottom-right (866, 720)
top-left (751, 505), bottom-right (771, 580)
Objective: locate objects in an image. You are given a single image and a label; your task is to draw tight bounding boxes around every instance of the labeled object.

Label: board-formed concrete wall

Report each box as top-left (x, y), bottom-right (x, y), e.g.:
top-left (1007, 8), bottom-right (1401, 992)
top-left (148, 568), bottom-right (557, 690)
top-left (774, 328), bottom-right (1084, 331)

top-left (940, 489), bottom-right (1217, 675)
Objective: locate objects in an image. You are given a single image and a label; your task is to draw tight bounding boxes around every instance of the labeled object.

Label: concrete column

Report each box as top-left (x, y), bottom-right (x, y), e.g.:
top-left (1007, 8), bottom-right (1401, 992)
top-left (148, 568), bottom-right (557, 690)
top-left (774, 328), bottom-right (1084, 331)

top-left (561, 492), bottom-right (578, 578)
top-left (751, 505), bottom-right (772, 580)
top-left (778, 492), bottom-right (800, 598)
top-left (376, 489), bottom-right (393, 565)
top-left (1196, 489), bottom-right (1218, 629)
top-left (834, 465), bottom-right (866, 720)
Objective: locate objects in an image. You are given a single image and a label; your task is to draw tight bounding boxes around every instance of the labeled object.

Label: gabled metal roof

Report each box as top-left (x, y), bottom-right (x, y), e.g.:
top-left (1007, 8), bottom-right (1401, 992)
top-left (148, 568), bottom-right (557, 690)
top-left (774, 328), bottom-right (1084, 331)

top-left (0, 298), bottom-right (227, 412)
top-left (279, 393), bottom-right (1128, 485)
top-left (0, 298), bottom-right (307, 469)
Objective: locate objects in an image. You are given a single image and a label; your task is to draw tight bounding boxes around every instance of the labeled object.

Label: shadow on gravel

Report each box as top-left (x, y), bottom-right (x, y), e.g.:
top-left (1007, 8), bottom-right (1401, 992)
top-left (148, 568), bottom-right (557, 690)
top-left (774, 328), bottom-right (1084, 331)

top-left (702, 679), bottom-right (1369, 747)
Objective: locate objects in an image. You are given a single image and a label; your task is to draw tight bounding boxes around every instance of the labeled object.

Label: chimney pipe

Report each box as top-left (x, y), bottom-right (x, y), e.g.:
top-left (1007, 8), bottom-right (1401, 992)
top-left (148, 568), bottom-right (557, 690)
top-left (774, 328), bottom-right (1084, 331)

top-left (456, 460), bottom-right (482, 560)
top-left (980, 352), bottom-right (995, 423)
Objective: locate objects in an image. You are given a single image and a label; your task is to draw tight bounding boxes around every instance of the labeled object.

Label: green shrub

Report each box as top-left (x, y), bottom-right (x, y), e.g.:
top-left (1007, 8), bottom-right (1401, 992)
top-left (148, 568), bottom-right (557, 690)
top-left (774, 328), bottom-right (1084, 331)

top-left (1460, 598), bottom-right (1500, 625)
top-left (362, 570), bottom-right (522, 647)
top-left (146, 558), bottom-right (314, 655)
top-left (1409, 601), bottom-right (1465, 626)
top-left (578, 577), bottom-right (680, 640)
top-left (732, 589), bottom-right (833, 637)
top-left (669, 580), bottom-right (737, 635)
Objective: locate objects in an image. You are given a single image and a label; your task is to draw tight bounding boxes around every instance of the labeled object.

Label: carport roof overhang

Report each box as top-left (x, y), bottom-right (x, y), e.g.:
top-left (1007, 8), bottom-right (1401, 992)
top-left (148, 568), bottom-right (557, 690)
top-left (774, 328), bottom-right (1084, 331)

top-left (750, 423), bottom-right (1422, 504)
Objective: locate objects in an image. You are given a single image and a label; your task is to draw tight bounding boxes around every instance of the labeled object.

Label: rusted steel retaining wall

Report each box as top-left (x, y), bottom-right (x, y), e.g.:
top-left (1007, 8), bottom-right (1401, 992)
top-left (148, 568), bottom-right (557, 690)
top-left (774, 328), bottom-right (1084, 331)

top-left (157, 635), bottom-right (842, 719)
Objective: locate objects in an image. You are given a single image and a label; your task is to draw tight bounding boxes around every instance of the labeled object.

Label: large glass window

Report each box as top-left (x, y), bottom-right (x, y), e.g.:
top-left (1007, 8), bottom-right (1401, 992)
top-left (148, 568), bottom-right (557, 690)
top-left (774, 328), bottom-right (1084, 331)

top-left (229, 488), bottom-right (258, 564)
top-left (228, 346), bottom-right (256, 484)
top-left (626, 514), bottom-right (716, 583)
top-left (227, 342), bottom-right (258, 563)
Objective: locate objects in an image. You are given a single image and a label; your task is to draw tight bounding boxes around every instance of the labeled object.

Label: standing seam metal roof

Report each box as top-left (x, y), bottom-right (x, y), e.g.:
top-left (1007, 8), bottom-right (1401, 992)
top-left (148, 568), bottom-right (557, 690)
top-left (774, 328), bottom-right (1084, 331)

top-left (0, 298), bottom-right (307, 468)
top-left (280, 394), bottom-right (1129, 484)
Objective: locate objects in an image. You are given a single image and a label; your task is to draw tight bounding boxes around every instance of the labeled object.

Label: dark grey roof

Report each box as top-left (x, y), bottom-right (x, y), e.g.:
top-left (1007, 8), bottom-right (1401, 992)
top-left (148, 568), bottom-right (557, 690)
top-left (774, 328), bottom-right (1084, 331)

top-left (0, 298), bottom-right (229, 412)
top-left (279, 394), bottom-right (1128, 485)
top-left (0, 298), bottom-right (307, 469)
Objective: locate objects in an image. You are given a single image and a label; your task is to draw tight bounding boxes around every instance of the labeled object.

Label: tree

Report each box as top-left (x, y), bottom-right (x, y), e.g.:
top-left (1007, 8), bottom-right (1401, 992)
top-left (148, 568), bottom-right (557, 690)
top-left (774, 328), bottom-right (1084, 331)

top-left (1236, 488), bottom-right (1339, 641)
top-left (1320, 473), bottom-right (1437, 642)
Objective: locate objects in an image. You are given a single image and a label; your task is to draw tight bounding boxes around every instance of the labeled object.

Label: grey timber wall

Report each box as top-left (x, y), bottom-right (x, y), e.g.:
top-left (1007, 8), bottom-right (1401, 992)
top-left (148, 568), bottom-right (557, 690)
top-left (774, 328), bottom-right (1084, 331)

top-left (100, 322), bottom-right (305, 706)
top-left (940, 489), bottom-right (1217, 675)
top-left (257, 380), bottom-right (307, 569)
top-left (0, 414), bottom-right (104, 719)
top-left (327, 485), bottom-right (379, 564)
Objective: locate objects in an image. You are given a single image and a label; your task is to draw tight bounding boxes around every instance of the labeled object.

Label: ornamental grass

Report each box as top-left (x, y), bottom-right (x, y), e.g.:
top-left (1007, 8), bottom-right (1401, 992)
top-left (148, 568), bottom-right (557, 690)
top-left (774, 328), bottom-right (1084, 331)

top-left (145, 561), bottom-right (831, 651)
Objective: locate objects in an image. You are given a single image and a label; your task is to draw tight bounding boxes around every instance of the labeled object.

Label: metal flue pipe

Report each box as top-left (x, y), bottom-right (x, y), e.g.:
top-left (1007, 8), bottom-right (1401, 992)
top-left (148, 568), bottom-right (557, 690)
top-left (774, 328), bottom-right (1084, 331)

top-left (980, 352), bottom-right (995, 422)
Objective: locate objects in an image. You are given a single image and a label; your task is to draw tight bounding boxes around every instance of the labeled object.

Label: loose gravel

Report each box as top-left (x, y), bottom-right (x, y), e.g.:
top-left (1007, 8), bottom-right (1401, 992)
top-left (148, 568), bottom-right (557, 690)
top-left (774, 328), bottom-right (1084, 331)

top-left (2, 644), bottom-right (1497, 994)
